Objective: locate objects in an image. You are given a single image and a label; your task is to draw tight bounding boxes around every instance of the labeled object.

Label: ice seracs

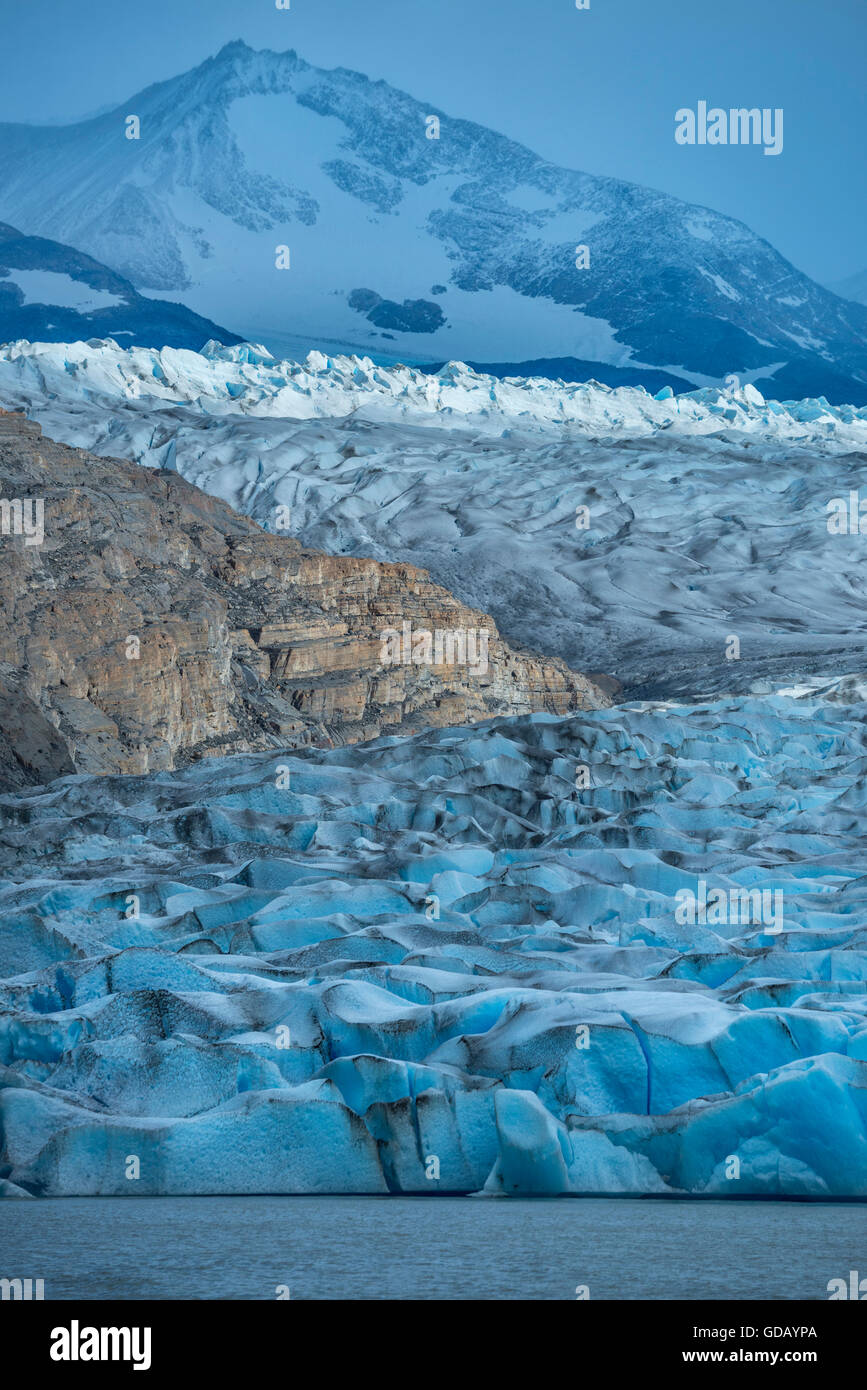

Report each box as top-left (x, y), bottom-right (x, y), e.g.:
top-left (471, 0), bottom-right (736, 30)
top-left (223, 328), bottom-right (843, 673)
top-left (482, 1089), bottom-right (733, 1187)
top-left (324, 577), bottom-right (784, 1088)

top-left (3, 336), bottom-right (865, 439)
top-left (2, 685), bottom-right (867, 1197)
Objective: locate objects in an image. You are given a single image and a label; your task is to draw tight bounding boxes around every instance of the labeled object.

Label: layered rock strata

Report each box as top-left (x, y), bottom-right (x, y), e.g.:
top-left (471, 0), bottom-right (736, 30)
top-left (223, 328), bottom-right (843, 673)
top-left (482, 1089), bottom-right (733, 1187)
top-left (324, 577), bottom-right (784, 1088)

top-left (0, 416), bottom-right (608, 788)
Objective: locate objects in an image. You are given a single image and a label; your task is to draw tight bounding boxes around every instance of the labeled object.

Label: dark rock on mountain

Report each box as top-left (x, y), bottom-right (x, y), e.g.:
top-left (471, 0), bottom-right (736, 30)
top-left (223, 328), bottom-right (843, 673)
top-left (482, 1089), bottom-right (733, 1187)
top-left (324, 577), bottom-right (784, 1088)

top-left (0, 222), bottom-right (240, 351)
top-left (1, 42), bottom-right (864, 400)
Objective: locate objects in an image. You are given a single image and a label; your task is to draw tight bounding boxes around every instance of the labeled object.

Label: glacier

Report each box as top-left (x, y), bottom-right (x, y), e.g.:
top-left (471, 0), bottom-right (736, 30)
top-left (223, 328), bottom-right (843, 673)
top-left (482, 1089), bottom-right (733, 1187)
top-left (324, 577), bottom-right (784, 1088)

top-left (2, 338), bottom-right (867, 694)
top-left (3, 678), bottom-right (867, 1197)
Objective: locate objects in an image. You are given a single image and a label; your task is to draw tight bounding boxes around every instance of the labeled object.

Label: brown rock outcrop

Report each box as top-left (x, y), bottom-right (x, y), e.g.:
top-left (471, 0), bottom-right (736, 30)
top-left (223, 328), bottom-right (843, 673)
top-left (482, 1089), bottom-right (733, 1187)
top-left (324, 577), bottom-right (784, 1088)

top-left (0, 420), bottom-right (609, 789)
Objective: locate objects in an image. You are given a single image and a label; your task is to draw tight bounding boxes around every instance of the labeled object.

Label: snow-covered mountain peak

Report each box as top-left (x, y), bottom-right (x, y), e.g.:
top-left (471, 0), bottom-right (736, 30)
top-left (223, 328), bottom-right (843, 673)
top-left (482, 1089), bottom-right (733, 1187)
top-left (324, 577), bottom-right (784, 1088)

top-left (1, 45), bottom-right (865, 402)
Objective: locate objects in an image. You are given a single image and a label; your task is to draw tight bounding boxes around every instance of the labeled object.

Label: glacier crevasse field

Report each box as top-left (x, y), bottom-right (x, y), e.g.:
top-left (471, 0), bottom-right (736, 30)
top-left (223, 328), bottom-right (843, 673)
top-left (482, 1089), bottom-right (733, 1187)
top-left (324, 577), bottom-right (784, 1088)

top-left (3, 681), bottom-right (867, 1198)
top-left (4, 340), bottom-right (867, 696)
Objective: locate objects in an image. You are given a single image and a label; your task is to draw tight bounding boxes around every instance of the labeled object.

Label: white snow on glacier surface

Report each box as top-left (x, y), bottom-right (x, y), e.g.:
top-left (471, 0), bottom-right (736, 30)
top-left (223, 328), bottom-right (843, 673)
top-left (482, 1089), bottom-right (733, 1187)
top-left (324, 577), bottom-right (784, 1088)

top-left (4, 682), bottom-right (867, 1197)
top-left (4, 337), bottom-right (867, 437)
top-left (2, 338), bottom-right (867, 693)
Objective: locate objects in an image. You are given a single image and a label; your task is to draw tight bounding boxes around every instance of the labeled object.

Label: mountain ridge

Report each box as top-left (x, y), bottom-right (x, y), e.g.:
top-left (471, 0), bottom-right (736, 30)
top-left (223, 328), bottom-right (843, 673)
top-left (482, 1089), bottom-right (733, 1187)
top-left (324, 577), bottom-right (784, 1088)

top-left (0, 41), bottom-right (864, 401)
top-left (0, 222), bottom-right (241, 351)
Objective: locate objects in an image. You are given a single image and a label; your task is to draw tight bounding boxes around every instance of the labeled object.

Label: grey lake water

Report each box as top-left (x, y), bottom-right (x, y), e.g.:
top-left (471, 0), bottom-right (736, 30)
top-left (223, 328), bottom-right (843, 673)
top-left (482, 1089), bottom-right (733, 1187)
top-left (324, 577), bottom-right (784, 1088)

top-left (2, 1196), bottom-right (866, 1300)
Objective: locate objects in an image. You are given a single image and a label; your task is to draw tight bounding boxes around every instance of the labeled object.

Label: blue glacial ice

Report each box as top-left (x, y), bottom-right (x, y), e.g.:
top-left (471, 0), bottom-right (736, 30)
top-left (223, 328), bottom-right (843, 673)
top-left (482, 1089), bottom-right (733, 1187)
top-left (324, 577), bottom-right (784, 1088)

top-left (3, 680), bottom-right (867, 1197)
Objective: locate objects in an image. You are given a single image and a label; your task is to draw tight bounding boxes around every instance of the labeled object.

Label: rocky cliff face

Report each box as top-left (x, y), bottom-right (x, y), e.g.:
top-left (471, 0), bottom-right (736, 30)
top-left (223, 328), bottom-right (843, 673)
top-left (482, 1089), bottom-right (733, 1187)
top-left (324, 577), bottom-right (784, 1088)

top-left (0, 415), bottom-right (608, 789)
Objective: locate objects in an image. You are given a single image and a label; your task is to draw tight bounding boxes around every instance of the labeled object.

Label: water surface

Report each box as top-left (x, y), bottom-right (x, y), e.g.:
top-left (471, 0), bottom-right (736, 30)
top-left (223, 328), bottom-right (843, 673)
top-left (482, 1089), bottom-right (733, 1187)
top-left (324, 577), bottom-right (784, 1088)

top-left (3, 1196), bottom-right (864, 1300)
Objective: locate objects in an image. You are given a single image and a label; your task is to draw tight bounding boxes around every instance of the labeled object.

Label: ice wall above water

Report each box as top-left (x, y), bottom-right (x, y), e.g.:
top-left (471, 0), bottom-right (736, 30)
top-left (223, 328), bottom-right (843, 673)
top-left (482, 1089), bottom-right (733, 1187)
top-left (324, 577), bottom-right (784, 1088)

top-left (3, 685), bottom-right (867, 1197)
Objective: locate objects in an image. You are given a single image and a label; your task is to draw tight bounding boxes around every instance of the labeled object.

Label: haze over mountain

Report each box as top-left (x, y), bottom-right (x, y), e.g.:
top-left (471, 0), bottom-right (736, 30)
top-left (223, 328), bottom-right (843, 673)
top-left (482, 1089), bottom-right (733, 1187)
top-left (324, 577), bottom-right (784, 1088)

top-left (827, 269), bottom-right (867, 309)
top-left (0, 40), bottom-right (865, 401)
top-left (0, 222), bottom-right (240, 351)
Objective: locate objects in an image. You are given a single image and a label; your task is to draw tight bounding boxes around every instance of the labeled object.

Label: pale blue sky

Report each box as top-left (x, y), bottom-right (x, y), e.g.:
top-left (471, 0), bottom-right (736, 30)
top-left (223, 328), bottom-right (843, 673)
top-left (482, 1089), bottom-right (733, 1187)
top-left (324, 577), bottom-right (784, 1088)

top-left (0, 0), bottom-right (863, 282)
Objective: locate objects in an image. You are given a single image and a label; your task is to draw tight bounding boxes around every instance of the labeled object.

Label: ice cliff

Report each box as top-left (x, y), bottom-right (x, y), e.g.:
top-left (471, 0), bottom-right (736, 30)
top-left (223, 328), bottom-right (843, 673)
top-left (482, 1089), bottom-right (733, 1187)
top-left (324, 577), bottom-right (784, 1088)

top-left (3, 680), bottom-right (867, 1197)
